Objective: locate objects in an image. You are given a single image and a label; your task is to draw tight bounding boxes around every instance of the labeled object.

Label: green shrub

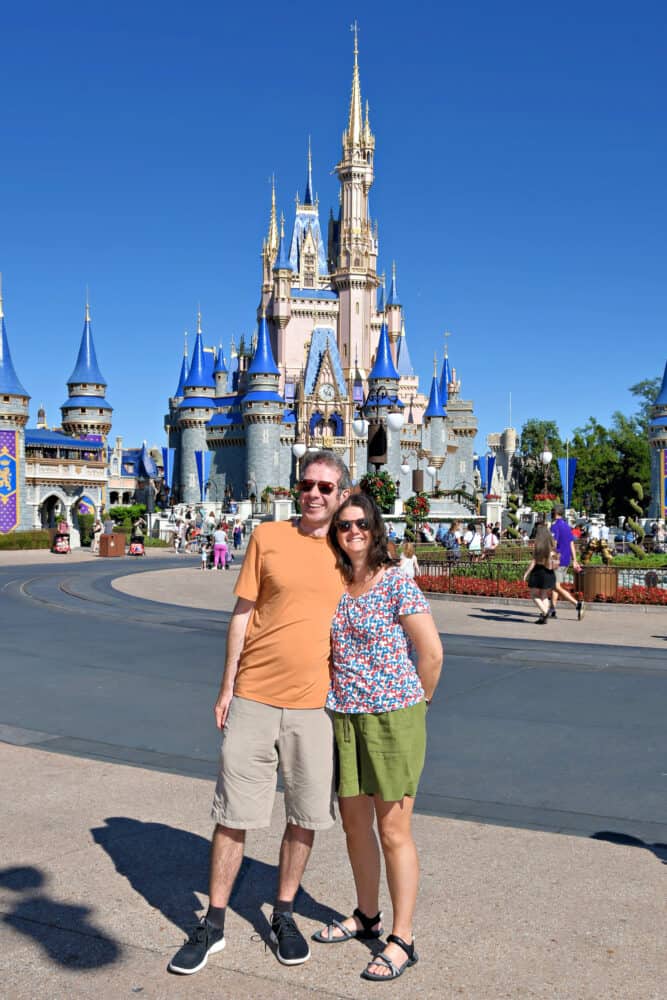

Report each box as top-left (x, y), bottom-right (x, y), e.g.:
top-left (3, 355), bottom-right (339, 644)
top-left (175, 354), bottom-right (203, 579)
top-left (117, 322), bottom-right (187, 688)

top-left (145, 537), bottom-right (169, 547)
top-left (0, 530), bottom-right (51, 550)
top-left (77, 513), bottom-right (94, 547)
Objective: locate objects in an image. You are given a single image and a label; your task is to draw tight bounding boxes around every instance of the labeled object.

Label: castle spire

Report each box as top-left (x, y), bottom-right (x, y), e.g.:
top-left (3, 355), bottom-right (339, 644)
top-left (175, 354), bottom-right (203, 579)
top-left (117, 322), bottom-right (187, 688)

top-left (386, 261), bottom-right (400, 306)
top-left (267, 175), bottom-right (278, 255)
top-left (274, 213), bottom-right (293, 272)
top-left (345, 21), bottom-right (363, 149)
top-left (439, 330), bottom-right (453, 399)
top-left (174, 331), bottom-right (189, 397)
top-left (0, 276), bottom-right (30, 398)
top-left (304, 137), bottom-right (314, 206)
top-left (248, 313), bottom-right (280, 376)
top-left (368, 322), bottom-right (399, 381)
top-left (67, 299), bottom-right (107, 386)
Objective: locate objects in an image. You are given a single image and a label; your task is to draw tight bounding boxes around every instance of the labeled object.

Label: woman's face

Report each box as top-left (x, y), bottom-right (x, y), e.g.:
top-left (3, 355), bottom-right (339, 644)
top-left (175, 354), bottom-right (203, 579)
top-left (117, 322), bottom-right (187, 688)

top-left (335, 504), bottom-right (372, 561)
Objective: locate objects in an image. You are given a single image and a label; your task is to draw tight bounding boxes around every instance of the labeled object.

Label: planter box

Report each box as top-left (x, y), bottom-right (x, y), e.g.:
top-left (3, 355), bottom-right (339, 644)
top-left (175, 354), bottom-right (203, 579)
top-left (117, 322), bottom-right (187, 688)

top-left (573, 565), bottom-right (618, 601)
top-left (99, 533), bottom-right (125, 557)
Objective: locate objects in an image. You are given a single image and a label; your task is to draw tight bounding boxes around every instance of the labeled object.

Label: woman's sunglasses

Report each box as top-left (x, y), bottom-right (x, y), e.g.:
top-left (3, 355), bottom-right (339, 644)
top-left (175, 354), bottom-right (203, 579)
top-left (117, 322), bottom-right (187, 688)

top-left (298, 479), bottom-right (337, 495)
top-left (336, 518), bottom-right (370, 531)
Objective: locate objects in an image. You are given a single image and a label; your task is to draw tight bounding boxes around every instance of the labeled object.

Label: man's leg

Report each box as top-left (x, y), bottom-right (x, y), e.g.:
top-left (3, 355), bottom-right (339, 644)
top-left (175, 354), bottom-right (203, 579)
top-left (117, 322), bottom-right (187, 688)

top-left (209, 824), bottom-right (246, 907)
top-left (276, 823), bottom-right (314, 902)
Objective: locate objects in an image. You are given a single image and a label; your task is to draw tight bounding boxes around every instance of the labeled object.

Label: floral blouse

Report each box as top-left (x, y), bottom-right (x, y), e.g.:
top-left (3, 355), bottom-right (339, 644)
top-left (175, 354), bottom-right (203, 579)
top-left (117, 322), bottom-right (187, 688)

top-left (327, 567), bottom-right (430, 714)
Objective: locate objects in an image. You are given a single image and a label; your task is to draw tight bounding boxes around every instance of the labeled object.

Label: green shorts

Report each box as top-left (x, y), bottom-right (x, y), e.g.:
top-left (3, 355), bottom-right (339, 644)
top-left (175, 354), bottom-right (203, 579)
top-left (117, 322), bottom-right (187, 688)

top-left (333, 700), bottom-right (427, 802)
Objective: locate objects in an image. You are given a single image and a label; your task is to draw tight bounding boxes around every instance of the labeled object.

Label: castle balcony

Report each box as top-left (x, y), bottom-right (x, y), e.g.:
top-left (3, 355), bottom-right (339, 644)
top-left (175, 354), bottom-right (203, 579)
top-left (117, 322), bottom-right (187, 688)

top-left (26, 458), bottom-right (107, 483)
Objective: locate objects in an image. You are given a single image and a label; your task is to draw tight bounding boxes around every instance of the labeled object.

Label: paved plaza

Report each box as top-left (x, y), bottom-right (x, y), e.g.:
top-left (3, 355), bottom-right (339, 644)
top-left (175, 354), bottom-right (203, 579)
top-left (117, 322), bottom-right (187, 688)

top-left (0, 548), bottom-right (665, 999)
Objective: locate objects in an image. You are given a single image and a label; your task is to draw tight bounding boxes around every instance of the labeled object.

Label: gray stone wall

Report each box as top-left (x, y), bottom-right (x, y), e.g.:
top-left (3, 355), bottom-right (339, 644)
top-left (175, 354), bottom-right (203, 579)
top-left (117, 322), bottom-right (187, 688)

top-left (245, 420), bottom-right (282, 498)
top-left (179, 422), bottom-right (208, 504)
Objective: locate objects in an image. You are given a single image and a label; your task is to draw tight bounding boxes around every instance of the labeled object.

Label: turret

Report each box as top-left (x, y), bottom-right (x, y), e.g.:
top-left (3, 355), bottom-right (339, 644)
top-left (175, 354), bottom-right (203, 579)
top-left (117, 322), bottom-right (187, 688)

top-left (364, 322), bottom-right (403, 480)
top-left (177, 310), bottom-right (216, 503)
top-left (61, 300), bottom-right (112, 441)
top-left (242, 313), bottom-right (285, 498)
top-left (385, 262), bottom-right (402, 360)
top-left (214, 343), bottom-right (229, 397)
top-left (423, 358), bottom-right (447, 470)
top-left (0, 277), bottom-right (31, 533)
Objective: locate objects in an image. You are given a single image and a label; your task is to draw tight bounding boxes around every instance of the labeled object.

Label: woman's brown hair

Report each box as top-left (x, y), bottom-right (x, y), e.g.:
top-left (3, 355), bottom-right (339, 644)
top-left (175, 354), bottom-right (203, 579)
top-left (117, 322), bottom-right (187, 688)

top-left (328, 492), bottom-right (396, 581)
top-left (533, 523), bottom-right (554, 567)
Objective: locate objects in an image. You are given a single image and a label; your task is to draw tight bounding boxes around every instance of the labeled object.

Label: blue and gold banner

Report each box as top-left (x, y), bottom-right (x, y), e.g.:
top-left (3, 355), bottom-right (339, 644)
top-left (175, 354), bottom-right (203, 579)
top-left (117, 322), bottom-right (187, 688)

top-left (661, 448), bottom-right (667, 521)
top-left (0, 430), bottom-right (19, 533)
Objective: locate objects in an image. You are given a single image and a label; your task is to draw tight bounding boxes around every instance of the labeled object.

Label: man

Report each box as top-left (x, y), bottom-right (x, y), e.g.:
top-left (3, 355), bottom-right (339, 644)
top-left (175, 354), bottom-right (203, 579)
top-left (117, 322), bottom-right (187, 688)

top-left (168, 450), bottom-right (351, 976)
top-left (550, 504), bottom-right (584, 620)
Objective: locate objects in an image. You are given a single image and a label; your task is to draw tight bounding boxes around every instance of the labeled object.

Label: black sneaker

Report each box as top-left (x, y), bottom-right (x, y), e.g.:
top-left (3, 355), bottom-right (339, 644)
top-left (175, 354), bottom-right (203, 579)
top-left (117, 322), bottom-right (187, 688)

top-left (548, 608), bottom-right (557, 618)
top-left (270, 911), bottom-right (311, 965)
top-left (168, 919), bottom-right (225, 975)
top-left (576, 600), bottom-right (585, 620)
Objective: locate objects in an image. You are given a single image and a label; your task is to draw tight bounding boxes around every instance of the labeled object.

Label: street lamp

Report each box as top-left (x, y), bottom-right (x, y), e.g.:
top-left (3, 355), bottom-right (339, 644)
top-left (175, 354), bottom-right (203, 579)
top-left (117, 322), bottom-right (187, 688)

top-left (539, 441), bottom-right (553, 494)
top-left (292, 442), bottom-right (307, 459)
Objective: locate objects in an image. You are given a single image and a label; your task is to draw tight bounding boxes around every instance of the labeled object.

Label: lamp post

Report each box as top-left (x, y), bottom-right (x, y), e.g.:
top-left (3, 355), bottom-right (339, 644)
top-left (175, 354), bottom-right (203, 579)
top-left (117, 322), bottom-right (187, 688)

top-left (539, 441), bottom-right (553, 494)
top-left (351, 412), bottom-right (368, 483)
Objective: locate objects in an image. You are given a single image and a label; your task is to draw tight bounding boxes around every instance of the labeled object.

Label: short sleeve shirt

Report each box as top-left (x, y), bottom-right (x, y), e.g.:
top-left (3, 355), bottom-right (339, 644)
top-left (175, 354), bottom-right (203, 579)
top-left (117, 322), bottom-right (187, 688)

top-left (551, 519), bottom-right (574, 567)
top-left (328, 568), bottom-right (431, 714)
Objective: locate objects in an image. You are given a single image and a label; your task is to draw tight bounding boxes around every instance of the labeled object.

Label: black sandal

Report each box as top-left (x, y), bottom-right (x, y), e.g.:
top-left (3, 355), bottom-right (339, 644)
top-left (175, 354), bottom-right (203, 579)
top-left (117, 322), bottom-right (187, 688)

top-left (361, 934), bottom-right (419, 981)
top-left (312, 907), bottom-right (382, 944)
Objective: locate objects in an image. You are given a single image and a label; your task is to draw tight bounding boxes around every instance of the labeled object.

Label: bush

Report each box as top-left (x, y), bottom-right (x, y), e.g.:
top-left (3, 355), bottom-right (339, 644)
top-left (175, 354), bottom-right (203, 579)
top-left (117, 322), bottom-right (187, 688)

top-left (359, 471), bottom-right (397, 513)
top-left (107, 504), bottom-right (146, 524)
top-left (77, 513), bottom-right (94, 547)
top-left (0, 530), bottom-right (51, 550)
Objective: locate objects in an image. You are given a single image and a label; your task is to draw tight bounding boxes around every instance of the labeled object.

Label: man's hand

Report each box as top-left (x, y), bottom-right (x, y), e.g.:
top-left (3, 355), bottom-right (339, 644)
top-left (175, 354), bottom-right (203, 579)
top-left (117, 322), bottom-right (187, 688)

top-left (214, 686), bottom-right (234, 730)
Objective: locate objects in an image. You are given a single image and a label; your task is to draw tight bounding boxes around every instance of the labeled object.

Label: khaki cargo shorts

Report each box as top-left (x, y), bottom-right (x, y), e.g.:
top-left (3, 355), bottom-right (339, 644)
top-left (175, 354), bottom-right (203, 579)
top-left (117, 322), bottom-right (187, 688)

top-left (211, 696), bottom-right (335, 830)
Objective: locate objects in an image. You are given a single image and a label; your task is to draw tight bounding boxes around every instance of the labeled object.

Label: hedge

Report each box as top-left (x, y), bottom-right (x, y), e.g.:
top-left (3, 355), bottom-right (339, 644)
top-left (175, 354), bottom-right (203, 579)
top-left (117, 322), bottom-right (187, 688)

top-left (0, 530), bottom-right (51, 550)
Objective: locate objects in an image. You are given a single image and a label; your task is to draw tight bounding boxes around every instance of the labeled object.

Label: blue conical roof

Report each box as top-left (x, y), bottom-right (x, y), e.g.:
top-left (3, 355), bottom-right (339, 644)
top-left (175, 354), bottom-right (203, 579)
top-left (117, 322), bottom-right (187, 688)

top-left (175, 351), bottom-right (188, 396)
top-left (377, 282), bottom-right (385, 313)
top-left (424, 374), bottom-right (446, 418)
top-left (386, 263), bottom-right (400, 306)
top-left (248, 315), bottom-right (280, 376)
top-left (274, 224), bottom-right (293, 271)
top-left (184, 328), bottom-right (215, 389)
top-left (439, 354), bottom-right (453, 399)
top-left (214, 345), bottom-right (228, 374)
top-left (396, 326), bottom-right (414, 376)
top-left (0, 314), bottom-right (29, 397)
top-left (138, 442), bottom-right (158, 478)
top-left (368, 322), bottom-right (399, 381)
top-left (67, 306), bottom-right (106, 385)
top-left (304, 139), bottom-right (314, 206)
top-left (655, 360), bottom-right (667, 407)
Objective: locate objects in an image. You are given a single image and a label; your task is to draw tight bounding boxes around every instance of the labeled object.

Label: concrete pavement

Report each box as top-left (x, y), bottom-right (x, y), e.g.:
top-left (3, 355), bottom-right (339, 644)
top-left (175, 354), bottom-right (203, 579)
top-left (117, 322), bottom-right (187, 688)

top-left (0, 546), bottom-right (665, 998)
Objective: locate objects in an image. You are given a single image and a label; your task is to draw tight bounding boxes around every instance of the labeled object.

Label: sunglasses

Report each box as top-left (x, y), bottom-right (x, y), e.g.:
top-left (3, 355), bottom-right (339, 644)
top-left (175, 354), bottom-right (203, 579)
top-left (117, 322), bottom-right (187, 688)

top-left (298, 479), bottom-right (337, 496)
top-left (336, 518), bottom-right (370, 531)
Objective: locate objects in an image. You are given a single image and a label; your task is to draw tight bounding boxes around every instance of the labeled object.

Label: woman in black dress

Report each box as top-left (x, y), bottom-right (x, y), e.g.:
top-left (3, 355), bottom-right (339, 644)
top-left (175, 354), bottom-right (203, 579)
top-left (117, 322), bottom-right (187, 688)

top-left (523, 524), bottom-right (556, 624)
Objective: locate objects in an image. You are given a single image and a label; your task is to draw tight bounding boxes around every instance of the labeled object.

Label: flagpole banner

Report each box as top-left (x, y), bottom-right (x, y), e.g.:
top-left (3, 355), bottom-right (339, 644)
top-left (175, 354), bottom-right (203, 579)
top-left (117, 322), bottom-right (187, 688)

top-left (485, 455), bottom-right (496, 493)
top-left (162, 447), bottom-right (175, 490)
top-left (203, 451), bottom-right (212, 501)
top-left (0, 431), bottom-right (20, 534)
top-left (194, 450), bottom-right (204, 499)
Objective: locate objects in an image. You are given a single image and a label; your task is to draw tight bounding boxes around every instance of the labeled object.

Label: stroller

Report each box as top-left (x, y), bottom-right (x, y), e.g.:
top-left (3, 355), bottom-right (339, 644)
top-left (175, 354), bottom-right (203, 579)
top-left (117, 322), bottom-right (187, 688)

top-left (129, 518), bottom-right (146, 556)
top-left (52, 520), bottom-right (71, 554)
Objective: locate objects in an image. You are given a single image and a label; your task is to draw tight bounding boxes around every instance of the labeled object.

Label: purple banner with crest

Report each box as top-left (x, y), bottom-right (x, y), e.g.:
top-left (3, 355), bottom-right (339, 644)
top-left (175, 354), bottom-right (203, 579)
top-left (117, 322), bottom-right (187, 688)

top-left (0, 430), bottom-right (19, 533)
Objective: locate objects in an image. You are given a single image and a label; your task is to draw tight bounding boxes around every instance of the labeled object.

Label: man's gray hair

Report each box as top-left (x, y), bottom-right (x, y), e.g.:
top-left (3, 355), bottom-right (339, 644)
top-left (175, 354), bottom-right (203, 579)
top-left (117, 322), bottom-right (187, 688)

top-left (300, 449), bottom-right (352, 492)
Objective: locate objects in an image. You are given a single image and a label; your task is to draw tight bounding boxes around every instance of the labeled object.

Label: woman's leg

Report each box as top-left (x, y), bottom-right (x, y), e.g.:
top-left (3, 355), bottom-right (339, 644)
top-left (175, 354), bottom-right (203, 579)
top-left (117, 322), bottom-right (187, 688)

top-left (366, 795), bottom-right (419, 975)
top-left (530, 588), bottom-right (549, 616)
top-left (319, 795), bottom-right (382, 938)
top-left (213, 544), bottom-right (222, 568)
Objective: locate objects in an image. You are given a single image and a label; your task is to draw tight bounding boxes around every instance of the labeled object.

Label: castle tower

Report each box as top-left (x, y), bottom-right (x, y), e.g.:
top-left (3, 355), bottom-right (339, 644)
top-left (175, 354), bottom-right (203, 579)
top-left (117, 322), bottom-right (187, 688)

top-left (332, 26), bottom-right (378, 375)
top-left (422, 359), bottom-right (448, 490)
top-left (261, 176), bottom-right (279, 300)
top-left (164, 332), bottom-right (188, 500)
top-left (214, 344), bottom-right (229, 397)
top-left (385, 262), bottom-right (402, 361)
top-left (649, 360), bottom-right (667, 519)
top-left (364, 321), bottom-right (403, 480)
top-left (243, 313), bottom-right (285, 498)
top-left (177, 311), bottom-right (216, 503)
top-left (439, 342), bottom-right (478, 494)
top-left (0, 278), bottom-right (31, 533)
top-left (271, 215), bottom-right (293, 369)
top-left (61, 300), bottom-right (112, 441)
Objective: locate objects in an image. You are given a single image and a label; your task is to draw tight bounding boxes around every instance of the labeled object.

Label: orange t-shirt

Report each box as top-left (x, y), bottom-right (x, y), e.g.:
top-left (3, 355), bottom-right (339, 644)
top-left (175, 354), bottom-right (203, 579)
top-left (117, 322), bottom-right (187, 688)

top-left (233, 520), bottom-right (345, 709)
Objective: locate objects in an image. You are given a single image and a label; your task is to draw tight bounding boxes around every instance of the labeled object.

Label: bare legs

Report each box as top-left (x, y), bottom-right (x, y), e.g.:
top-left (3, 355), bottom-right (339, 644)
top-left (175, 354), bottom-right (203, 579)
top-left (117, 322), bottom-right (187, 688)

top-left (529, 587), bottom-right (550, 618)
top-left (322, 795), bottom-right (418, 977)
top-left (208, 822), bottom-right (313, 909)
top-left (552, 579), bottom-right (578, 609)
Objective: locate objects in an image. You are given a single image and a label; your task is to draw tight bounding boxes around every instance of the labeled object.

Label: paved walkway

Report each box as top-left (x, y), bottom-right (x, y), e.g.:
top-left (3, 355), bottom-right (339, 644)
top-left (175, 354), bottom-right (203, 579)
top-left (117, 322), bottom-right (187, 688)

top-left (0, 547), bottom-right (665, 998)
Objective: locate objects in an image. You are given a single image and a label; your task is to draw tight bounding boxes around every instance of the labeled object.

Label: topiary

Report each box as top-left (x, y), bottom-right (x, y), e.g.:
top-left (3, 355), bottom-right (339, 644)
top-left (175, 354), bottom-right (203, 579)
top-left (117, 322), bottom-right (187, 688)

top-left (506, 494), bottom-right (521, 539)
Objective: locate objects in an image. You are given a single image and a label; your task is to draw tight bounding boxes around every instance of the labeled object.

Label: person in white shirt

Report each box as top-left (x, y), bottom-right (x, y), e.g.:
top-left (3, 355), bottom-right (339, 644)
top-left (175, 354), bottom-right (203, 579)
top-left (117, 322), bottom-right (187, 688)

top-left (483, 525), bottom-right (498, 553)
top-left (398, 542), bottom-right (420, 579)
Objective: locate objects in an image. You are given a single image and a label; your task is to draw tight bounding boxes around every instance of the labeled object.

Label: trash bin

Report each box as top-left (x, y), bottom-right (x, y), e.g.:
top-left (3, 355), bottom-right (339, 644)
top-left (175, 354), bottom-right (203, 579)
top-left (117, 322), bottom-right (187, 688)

top-left (573, 566), bottom-right (618, 601)
top-left (99, 533), bottom-right (125, 557)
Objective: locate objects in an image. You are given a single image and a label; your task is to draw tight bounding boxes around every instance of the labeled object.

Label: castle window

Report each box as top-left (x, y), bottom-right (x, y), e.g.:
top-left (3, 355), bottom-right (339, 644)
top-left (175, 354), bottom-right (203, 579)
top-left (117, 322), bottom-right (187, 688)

top-left (355, 302), bottom-right (359, 315)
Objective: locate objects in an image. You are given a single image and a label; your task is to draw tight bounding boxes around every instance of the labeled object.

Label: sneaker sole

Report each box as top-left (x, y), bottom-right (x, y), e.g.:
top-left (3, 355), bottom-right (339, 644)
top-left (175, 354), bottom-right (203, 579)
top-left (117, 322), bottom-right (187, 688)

top-left (269, 930), bottom-right (311, 965)
top-left (168, 938), bottom-right (225, 975)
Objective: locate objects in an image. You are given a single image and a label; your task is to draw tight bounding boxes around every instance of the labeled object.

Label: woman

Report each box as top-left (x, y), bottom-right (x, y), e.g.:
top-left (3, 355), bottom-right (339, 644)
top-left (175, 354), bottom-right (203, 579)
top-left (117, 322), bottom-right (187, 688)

top-left (398, 541), bottom-right (419, 579)
top-left (314, 493), bottom-right (443, 981)
top-left (212, 524), bottom-right (228, 570)
top-left (523, 523), bottom-right (556, 624)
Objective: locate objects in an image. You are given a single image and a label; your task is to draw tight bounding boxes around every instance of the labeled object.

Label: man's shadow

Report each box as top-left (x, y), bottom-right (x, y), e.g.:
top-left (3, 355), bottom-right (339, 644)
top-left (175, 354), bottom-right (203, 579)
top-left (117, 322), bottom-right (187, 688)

top-left (91, 817), bottom-right (343, 942)
top-left (0, 865), bottom-right (121, 968)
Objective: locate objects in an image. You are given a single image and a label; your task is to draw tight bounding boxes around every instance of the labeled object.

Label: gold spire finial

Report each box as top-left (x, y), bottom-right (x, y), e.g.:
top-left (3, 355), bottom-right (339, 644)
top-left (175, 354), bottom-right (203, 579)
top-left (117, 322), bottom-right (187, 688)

top-left (444, 330), bottom-right (451, 357)
top-left (280, 211), bottom-right (285, 239)
top-left (346, 21), bottom-right (363, 147)
top-left (267, 175), bottom-right (278, 254)
top-left (85, 285), bottom-right (91, 323)
top-left (433, 353), bottom-right (438, 377)
top-left (392, 260), bottom-right (396, 281)
top-left (197, 306), bottom-right (202, 335)
top-left (183, 330), bottom-right (188, 357)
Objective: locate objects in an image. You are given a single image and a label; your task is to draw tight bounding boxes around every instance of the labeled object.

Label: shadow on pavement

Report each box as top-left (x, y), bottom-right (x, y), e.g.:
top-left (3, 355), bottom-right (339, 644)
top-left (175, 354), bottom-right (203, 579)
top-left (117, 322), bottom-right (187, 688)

top-left (92, 816), bottom-right (343, 941)
top-left (0, 865), bottom-right (121, 968)
top-left (591, 831), bottom-right (667, 864)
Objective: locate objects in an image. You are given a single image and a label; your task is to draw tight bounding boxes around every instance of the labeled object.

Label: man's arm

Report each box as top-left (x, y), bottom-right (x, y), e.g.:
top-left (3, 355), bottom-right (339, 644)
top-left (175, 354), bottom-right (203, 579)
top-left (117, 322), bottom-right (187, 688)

top-left (570, 537), bottom-right (580, 570)
top-left (213, 596), bottom-right (255, 729)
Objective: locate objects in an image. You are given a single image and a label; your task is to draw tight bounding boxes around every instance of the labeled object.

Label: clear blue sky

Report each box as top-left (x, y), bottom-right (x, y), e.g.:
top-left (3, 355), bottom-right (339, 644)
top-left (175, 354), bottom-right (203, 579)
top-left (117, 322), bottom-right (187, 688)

top-left (2, 1), bottom-right (665, 452)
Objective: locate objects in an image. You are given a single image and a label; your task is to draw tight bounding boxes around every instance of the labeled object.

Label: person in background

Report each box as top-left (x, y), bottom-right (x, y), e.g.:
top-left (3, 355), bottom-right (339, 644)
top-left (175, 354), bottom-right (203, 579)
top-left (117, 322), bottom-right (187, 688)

top-left (523, 524), bottom-right (557, 624)
top-left (212, 525), bottom-right (228, 570)
top-left (314, 493), bottom-right (442, 982)
top-left (483, 524), bottom-right (498, 555)
top-left (201, 538), bottom-right (211, 570)
top-left (91, 516), bottom-right (103, 554)
top-left (398, 541), bottom-right (420, 579)
top-left (549, 505), bottom-right (584, 620)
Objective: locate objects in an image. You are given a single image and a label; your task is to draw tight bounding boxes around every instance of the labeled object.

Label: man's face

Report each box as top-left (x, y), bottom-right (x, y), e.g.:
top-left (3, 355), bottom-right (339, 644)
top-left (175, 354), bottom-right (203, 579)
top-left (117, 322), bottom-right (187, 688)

top-left (298, 461), bottom-right (349, 530)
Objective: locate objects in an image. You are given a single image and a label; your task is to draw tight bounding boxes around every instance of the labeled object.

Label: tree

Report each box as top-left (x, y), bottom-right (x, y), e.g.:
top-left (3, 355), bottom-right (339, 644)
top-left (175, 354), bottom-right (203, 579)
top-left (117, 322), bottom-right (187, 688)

top-left (628, 376), bottom-right (661, 435)
top-left (517, 419), bottom-right (564, 500)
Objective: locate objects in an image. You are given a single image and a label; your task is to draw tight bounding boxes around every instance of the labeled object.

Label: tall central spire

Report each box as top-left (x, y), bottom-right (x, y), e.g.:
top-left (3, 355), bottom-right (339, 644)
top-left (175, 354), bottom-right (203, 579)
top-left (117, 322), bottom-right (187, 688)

top-left (345, 21), bottom-right (363, 148)
top-left (304, 138), bottom-right (314, 206)
top-left (267, 176), bottom-right (278, 255)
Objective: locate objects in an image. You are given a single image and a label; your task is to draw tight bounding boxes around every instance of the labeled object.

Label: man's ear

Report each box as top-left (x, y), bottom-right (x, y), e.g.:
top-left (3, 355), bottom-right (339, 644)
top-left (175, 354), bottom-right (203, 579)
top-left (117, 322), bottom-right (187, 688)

top-left (339, 488), bottom-right (351, 501)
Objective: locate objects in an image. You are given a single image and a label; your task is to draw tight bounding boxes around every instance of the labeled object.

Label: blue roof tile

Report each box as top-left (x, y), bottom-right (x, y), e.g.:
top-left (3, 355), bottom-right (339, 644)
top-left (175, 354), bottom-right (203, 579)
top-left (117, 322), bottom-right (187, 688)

top-left (368, 323), bottom-right (399, 381)
top-left (62, 395), bottom-right (112, 410)
top-left (248, 315), bottom-right (280, 376)
top-left (25, 429), bottom-right (103, 449)
top-left (177, 396), bottom-right (217, 409)
top-left (184, 329), bottom-right (215, 389)
top-left (67, 309), bottom-right (107, 386)
top-left (424, 375), bottom-right (446, 418)
top-left (0, 316), bottom-right (29, 397)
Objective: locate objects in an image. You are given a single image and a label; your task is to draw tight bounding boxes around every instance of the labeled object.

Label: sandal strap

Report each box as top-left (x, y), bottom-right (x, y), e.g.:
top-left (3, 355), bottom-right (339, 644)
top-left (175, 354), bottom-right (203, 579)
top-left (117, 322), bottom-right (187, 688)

top-left (368, 953), bottom-right (400, 977)
top-left (387, 933), bottom-right (415, 959)
top-left (325, 919), bottom-right (354, 941)
top-left (353, 907), bottom-right (382, 931)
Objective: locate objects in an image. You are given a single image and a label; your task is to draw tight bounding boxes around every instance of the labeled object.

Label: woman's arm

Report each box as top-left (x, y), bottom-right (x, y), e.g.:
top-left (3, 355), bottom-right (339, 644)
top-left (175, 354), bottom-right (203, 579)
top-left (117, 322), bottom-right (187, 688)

top-left (523, 558), bottom-right (536, 582)
top-left (400, 612), bottom-right (443, 702)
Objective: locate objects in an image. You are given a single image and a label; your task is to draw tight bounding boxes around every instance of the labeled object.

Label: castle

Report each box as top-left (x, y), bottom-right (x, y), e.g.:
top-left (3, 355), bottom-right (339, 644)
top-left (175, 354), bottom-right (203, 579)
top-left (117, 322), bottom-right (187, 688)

top-left (165, 30), bottom-right (478, 507)
top-left (649, 360), bottom-right (667, 521)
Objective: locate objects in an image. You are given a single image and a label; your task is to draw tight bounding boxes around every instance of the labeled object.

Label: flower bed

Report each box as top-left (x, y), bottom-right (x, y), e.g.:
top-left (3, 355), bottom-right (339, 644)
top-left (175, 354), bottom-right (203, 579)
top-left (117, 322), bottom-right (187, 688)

top-left (416, 574), bottom-right (667, 605)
